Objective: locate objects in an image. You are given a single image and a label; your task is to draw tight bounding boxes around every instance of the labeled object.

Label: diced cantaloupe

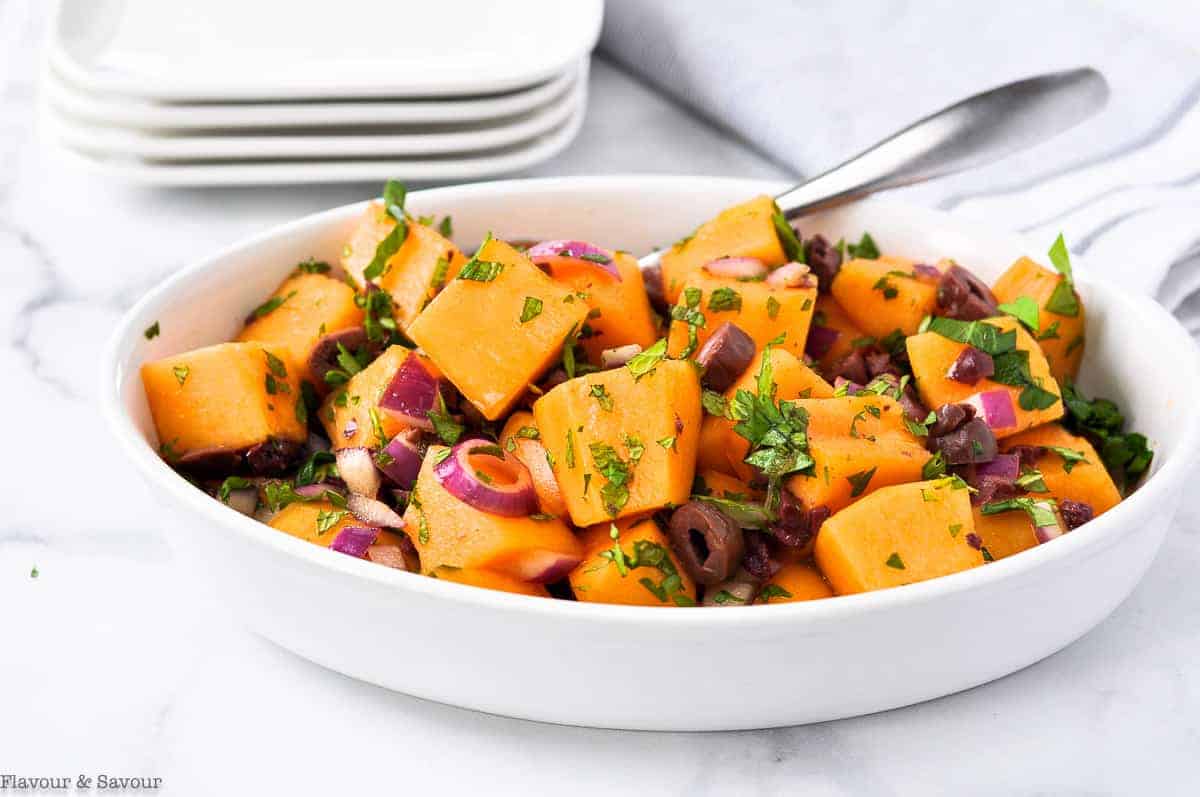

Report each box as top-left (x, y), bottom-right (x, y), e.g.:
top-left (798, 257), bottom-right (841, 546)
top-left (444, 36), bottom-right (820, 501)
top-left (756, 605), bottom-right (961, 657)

top-left (1000, 424), bottom-right (1120, 515)
top-left (992, 256), bottom-right (1086, 381)
top-left (236, 271), bottom-right (364, 384)
top-left (971, 506), bottom-right (1036, 560)
top-left (408, 238), bottom-right (588, 420)
top-left (269, 499), bottom-right (407, 549)
top-left (533, 359), bottom-right (702, 527)
top-left (569, 518), bottom-right (697, 606)
top-left (319, 345), bottom-right (418, 450)
top-left (815, 478), bottom-right (983, 594)
top-left (694, 469), bottom-right (754, 501)
top-left (542, 251), bottom-right (658, 364)
top-left (403, 447), bottom-right (583, 579)
top-left (666, 269), bottom-right (817, 360)
top-left (431, 566), bottom-right (551, 598)
top-left (831, 256), bottom-right (939, 338)
top-left (906, 315), bottom-right (1063, 437)
top-left (757, 561), bottom-right (833, 603)
top-left (787, 434), bottom-right (930, 515)
top-left (141, 341), bottom-right (308, 459)
top-left (791, 395), bottom-right (912, 440)
top-left (659, 195), bottom-right (788, 302)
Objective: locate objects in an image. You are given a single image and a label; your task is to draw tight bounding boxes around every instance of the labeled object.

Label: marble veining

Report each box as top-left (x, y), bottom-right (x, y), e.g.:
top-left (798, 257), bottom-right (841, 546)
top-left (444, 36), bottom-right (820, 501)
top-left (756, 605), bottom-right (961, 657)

top-left (3, 0), bottom-right (1198, 794)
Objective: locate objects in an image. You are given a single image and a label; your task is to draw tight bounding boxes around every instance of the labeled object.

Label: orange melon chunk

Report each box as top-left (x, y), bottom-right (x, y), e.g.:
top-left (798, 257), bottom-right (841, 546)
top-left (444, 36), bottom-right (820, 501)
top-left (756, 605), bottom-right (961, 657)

top-left (269, 499), bottom-right (407, 549)
top-left (319, 345), bottom-right (418, 450)
top-left (542, 251), bottom-right (658, 364)
top-left (906, 315), bottom-right (1063, 438)
top-left (141, 342), bottom-right (307, 460)
top-left (830, 256), bottom-right (939, 338)
top-left (757, 561), bottom-right (833, 603)
top-left (407, 238), bottom-right (588, 420)
top-left (790, 395), bottom-right (912, 440)
top-left (992, 256), bottom-right (1086, 381)
top-left (787, 434), bottom-right (930, 515)
top-left (499, 410), bottom-right (566, 517)
top-left (236, 271), bottom-right (364, 384)
top-left (971, 506), bottom-right (1036, 560)
top-left (569, 518), bottom-right (697, 606)
top-left (815, 478), bottom-right (983, 594)
top-left (1000, 424), bottom-right (1120, 515)
top-left (403, 446), bottom-right (583, 580)
top-left (666, 269), bottom-right (817, 360)
top-left (431, 566), bottom-right (551, 598)
top-left (694, 469), bottom-right (754, 501)
top-left (659, 195), bottom-right (788, 302)
top-left (533, 359), bottom-right (702, 527)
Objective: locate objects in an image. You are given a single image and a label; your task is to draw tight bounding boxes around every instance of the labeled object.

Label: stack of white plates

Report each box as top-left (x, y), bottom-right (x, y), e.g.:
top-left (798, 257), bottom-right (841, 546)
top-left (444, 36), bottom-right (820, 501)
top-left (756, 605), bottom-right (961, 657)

top-left (42, 0), bottom-right (601, 186)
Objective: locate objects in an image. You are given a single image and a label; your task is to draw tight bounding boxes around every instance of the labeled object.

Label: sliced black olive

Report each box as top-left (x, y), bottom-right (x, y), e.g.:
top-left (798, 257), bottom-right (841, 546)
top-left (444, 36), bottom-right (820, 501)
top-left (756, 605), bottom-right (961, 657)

top-left (642, 264), bottom-right (670, 317)
top-left (936, 265), bottom-right (999, 320)
top-left (696, 322), bottom-right (756, 392)
top-left (1059, 499), bottom-right (1094, 530)
top-left (930, 417), bottom-right (997, 465)
top-left (668, 501), bottom-right (745, 586)
top-left (804, 234), bottom-right (842, 293)
top-left (307, 327), bottom-right (383, 387)
top-left (246, 438), bottom-right (306, 475)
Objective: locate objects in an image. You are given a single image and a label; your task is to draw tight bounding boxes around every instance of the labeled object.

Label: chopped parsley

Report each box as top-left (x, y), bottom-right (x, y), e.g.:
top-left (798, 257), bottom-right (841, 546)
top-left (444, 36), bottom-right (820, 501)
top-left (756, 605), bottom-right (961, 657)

top-left (427, 391), bottom-right (463, 445)
top-left (315, 509), bottom-right (347, 535)
top-left (295, 257), bottom-right (331, 274)
top-left (1015, 468), bottom-right (1049, 493)
top-left (657, 435), bottom-right (677, 451)
top-left (772, 205), bottom-right (804, 262)
top-left (885, 552), bottom-right (905, 570)
top-left (1061, 381), bottom-right (1152, 492)
top-left (589, 384), bottom-right (614, 411)
top-left (922, 451), bottom-right (947, 480)
top-left (520, 296), bottom-right (544, 323)
top-left (701, 389), bottom-right (730, 418)
top-left (626, 338), bottom-right (668, 380)
top-left (846, 232), bottom-right (880, 260)
top-left (872, 276), bottom-right (899, 300)
top-left (251, 289), bottom-right (297, 320)
top-left (1045, 233), bottom-right (1080, 316)
top-left (589, 442), bottom-right (632, 516)
top-left (429, 256), bottom-right (450, 294)
top-left (998, 295), bottom-right (1040, 331)
top-left (758, 584), bottom-right (793, 602)
top-left (669, 287), bottom-right (706, 359)
top-left (981, 496), bottom-right (1058, 529)
top-left (846, 467), bottom-right (877, 497)
top-left (565, 429), bottom-right (577, 469)
top-left (708, 287), bottom-right (743, 312)
top-left (712, 590), bottom-right (747, 605)
top-left (144, 321), bottom-right (160, 339)
top-left (1046, 445), bottom-right (1088, 473)
top-left (766, 295), bottom-right (781, 319)
top-left (172, 365), bottom-right (190, 386)
top-left (217, 475), bottom-right (254, 503)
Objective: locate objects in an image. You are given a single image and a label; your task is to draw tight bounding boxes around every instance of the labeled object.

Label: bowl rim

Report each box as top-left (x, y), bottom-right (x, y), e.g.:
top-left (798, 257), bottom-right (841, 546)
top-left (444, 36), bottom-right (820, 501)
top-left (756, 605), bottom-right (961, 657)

top-left (101, 174), bottom-right (1200, 629)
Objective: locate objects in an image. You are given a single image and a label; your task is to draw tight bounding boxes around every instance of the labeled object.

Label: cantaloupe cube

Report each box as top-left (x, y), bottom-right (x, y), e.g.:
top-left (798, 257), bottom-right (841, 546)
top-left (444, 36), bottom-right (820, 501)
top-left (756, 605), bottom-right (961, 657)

top-left (787, 434), bottom-right (930, 514)
top-left (269, 499), bottom-right (407, 549)
top-left (403, 447), bottom-right (583, 580)
top-left (831, 256), bottom-right (939, 338)
top-left (757, 561), bottom-right (833, 603)
top-left (340, 203), bottom-right (468, 331)
top-left (791, 395), bottom-right (912, 440)
top-left (533, 359), bottom-right (702, 527)
top-left (815, 478), bottom-right (984, 594)
top-left (431, 567), bottom-right (551, 598)
top-left (1001, 424), bottom-right (1120, 515)
top-left (694, 469), bottom-right (754, 501)
top-left (666, 269), bottom-right (817, 360)
top-left (408, 238), bottom-right (588, 420)
top-left (659, 195), bottom-right (789, 302)
top-left (992, 256), bottom-right (1086, 381)
top-left (569, 518), bottom-right (697, 606)
top-left (707, 347), bottom-right (834, 481)
top-left (319, 345), bottom-right (420, 450)
top-left (236, 272), bottom-right (364, 384)
top-left (906, 315), bottom-right (1063, 437)
top-left (141, 342), bottom-right (307, 460)
top-left (971, 506), bottom-right (1035, 560)
top-left (542, 251), bottom-right (658, 364)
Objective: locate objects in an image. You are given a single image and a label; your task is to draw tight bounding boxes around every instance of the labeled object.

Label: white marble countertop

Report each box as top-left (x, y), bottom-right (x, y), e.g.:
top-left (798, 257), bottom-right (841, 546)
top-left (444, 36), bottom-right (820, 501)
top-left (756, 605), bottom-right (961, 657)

top-left (3, 1), bottom-right (1199, 794)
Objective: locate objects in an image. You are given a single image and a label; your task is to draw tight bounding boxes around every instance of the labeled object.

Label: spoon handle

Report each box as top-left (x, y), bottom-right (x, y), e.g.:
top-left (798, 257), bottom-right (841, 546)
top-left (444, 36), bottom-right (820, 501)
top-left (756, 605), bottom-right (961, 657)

top-left (773, 67), bottom-right (1108, 218)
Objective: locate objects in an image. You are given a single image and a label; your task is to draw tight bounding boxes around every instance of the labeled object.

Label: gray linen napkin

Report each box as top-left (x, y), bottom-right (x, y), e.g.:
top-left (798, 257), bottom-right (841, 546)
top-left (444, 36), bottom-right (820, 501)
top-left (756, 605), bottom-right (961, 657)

top-left (599, 0), bottom-right (1200, 330)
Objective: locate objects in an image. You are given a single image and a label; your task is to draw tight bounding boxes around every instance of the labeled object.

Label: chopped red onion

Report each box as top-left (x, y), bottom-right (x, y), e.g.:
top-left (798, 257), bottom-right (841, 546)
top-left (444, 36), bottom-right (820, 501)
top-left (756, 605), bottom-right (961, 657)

top-left (378, 351), bottom-right (442, 430)
top-left (366, 543), bottom-right (417, 571)
top-left (527, 239), bottom-right (621, 281)
top-left (600, 343), bottom-right (643, 369)
top-left (804, 324), bottom-right (839, 360)
top-left (833, 376), bottom-right (864, 395)
top-left (335, 447), bottom-right (380, 498)
top-left (1031, 500), bottom-right (1065, 543)
top-left (703, 257), bottom-right (768, 280)
top-left (946, 346), bottom-right (995, 385)
top-left (224, 488), bottom-right (258, 517)
top-left (765, 261), bottom-right (813, 288)
top-left (347, 493), bottom-right (405, 529)
top-left (377, 429), bottom-right (423, 490)
top-left (962, 390), bottom-right (1017, 432)
top-left (433, 437), bottom-right (538, 517)
top-left (294, 482), bottom-right (345, 500)
top-left (507, 550), bottom-right (582, 583)
top-left (330, 526), bottom-right (379, 558)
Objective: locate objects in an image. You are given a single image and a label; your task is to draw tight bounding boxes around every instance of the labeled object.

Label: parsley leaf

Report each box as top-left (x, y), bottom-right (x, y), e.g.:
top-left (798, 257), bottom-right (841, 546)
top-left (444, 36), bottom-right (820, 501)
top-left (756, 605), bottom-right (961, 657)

top-left (708, 287), bottom-right (742, 312)
top-left (1047, 232), bottom-right (1074, 285)
top-left (589, 442), bottom-right (632, 516)
top-left (847, 232), bottom-right (880, 260)
top-left (626, 338), bottom-right (668, 380)
top-left (998, 295), bottom-right (1041, 331)
top-left (771, 205), bottom-right (804, 262)
top-left (144, 321), bottom-right (160, 339)
top-left (519, 296), bottom-right (543, 323)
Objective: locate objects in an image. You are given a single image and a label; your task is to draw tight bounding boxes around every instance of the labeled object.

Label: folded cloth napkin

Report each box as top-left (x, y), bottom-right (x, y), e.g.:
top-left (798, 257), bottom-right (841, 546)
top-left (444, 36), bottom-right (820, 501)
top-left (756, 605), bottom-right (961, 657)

top-left (600, 0), bottom-right (1200, 334)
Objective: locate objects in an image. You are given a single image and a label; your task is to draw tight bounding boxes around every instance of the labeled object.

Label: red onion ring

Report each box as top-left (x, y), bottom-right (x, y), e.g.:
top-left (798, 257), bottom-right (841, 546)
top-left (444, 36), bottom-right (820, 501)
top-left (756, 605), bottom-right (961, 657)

top-left (433, 437), bottom-right (538, 517)
top-left (703, 257), bottom-right (768, 280)
top-left (330, 526), bottom-right (378, 557)
top-left (335, 447), bottom-right (380, 498)
top-left (508, 550), bottom-right (583, 584)
top-left (962, 389), bottom-right (1017, 431)
top-left (376, 429), bottom-right (423, 490)
top-left (347, 493), bottom-right (406, 529)
top-left (765, 261), bottom-right (814, 288)
top-left (527, 239), bottom-right (622, 281)
top-left (378, 351), bottom-right (442, 430)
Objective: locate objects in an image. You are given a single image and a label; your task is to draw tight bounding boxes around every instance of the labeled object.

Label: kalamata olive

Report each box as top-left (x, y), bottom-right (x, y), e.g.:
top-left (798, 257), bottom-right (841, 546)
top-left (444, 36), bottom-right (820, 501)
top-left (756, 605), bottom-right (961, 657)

top-left (946, 346), bottom-right (994, 385)
top-left (804, 234), bottom-right (842, 292)
top-left (930, 417), bottom-right (997, 465)
top-left (899, 383), bottom-right (929, 424)
top-left (1007, 445), bottom-right (1045, 469)
top-left (972, 474), bottom-right (1019, 505)
top-left (835, 349), bottom-right (869, 385)
top-left (928, 402), bottom-right (973, 437)
top-left (246, 438), bottom-right (306, 475)
top-left (642, 264), bottom-right (670, 316)
top-left (741, 530), bottom-right (781, 581)
top-left (668, 501), bottom-right (745, 586)
top-left (174, 447), bottom-right (243, 476)
top-left (1059, 499), bottom-right (1094, 530)
top-left (865, 350), bottom-right (896, 378)
top-left (308, 327), bottom-right (383, 386)
top-left (937, 265), bottom-right (999, 320)
top-left (768, 490), bottom-right (814, 549)
top-left (696, 322), bottom-right (756, 392)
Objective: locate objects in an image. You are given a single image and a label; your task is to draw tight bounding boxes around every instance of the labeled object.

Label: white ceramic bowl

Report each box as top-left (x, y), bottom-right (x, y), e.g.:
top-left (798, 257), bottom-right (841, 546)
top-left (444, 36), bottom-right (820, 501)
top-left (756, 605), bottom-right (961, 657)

top-left (103, 176), bottom-right (1200, 731)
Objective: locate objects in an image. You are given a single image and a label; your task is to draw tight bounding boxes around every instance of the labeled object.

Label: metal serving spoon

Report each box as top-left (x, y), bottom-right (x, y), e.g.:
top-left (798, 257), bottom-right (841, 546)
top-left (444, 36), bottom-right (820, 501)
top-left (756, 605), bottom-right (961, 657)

top-left (639, 67), bottom-right (1109, 269)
